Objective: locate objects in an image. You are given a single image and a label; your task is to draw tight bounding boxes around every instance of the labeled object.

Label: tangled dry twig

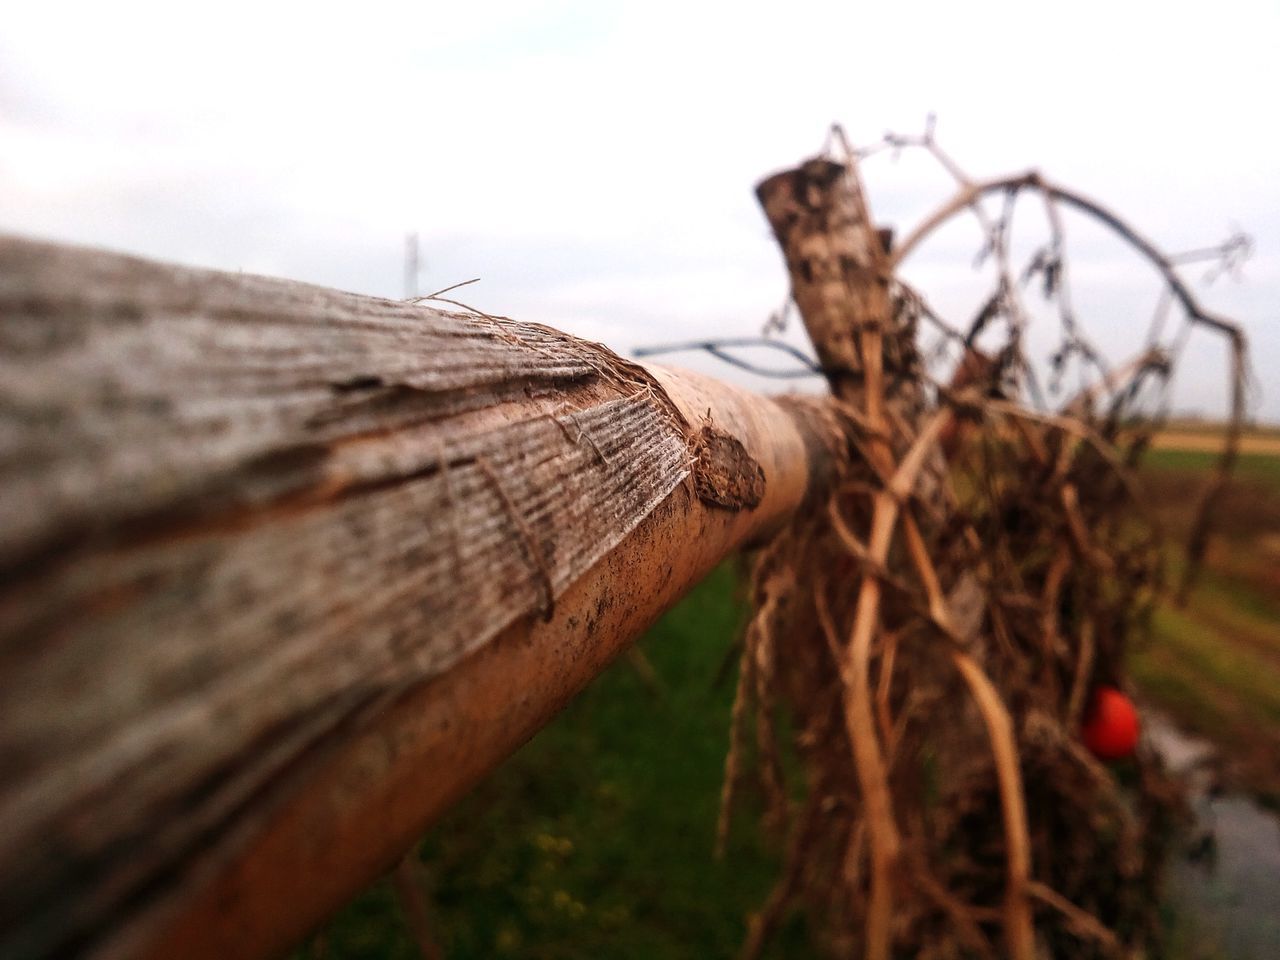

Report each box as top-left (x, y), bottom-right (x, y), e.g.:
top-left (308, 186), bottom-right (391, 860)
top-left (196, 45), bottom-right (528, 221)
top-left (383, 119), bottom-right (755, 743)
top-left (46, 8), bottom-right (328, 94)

top-left (721, 125), bottom-right (1247, 959)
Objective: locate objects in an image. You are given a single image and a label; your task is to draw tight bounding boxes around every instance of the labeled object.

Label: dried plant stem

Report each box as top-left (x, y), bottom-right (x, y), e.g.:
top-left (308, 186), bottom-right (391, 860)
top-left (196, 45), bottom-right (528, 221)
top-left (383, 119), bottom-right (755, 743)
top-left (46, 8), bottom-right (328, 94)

top-left (836, 411), bottom-right (953, 960)
top-left (717, 609), bottom-right (761, 859)
top-left (735, 136), bottom-right (1245, 960)
top-left (911, 861), bottom-right (998, 959)
top-left (875, 630), bottom-right (899, 754)
top-left (753, 593), bottom-right (789, 833)
top-left (949, 652), bottom-right (1035, 960)
top-left (1066, 620), bottom-right (1096, 728)
top-left (842, 561), bottom-right (900, 960)
top-left (899, 487), bottom-right (1035, 960)
top-left (390, 856), bottom-right (443, 960)
top-left (740, 794), bottom-right (822, 960)
top-left (890, 172), bottom-right (1242, 344)
top-left (860, 325), bottom-right (890, 467)
top-left (1027, 880), bottom-right (1122, 954)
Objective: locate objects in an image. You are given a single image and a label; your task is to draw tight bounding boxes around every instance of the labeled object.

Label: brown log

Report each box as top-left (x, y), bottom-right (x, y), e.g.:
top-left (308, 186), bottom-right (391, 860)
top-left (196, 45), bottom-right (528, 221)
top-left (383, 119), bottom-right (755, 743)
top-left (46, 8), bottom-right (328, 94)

top-left (0, 236), bottom-right (827, 959)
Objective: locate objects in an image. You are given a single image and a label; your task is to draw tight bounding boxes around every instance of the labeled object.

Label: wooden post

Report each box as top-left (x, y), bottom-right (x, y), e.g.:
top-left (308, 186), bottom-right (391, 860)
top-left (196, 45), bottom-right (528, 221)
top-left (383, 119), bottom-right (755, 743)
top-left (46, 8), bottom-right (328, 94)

top-left (0, 236), bottom-right (828, 960)
top-left (756, 159), bottom-right (1033, 960)
top-left (757, 157), bottom-right (911, 960)
top-left (757, 160), bottom-right (906, 408)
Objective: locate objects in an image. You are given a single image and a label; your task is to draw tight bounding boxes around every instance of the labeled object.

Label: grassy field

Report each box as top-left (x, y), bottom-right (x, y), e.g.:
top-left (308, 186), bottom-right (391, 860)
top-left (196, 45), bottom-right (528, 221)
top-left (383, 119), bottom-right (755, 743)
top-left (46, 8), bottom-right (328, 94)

top-left (300, 435), bottom-right (1280, 958)
top-left (299, 564), bottom-right (812, 959)
top-left (1132, 439), bottom-right (1280, 806)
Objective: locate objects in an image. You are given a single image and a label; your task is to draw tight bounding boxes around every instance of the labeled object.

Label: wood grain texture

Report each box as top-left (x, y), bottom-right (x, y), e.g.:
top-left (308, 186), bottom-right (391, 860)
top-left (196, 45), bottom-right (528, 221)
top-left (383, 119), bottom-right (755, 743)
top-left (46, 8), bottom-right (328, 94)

top-left (0, 236), bottom-right (709, 959)
top-left (755, 159), bottom-right (886, 390)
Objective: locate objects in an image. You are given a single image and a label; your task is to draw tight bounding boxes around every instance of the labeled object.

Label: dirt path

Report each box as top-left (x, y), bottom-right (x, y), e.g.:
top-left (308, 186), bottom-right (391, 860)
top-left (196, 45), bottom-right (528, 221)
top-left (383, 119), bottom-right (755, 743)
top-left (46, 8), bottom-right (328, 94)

top-left (1152, 430), bottom-right (1280, 455)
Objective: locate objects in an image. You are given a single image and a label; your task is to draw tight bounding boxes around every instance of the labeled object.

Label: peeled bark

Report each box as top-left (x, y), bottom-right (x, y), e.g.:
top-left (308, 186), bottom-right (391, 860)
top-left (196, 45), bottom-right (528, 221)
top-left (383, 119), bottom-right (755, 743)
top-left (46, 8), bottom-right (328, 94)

top-left (0, 236), bottom-right (825, 960)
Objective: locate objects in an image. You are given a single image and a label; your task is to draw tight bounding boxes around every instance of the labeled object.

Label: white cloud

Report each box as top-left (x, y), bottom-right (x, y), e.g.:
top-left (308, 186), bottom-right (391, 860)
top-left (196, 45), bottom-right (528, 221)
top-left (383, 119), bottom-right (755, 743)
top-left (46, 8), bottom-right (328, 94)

top-left (2, 0), bottom-right (1277, 418)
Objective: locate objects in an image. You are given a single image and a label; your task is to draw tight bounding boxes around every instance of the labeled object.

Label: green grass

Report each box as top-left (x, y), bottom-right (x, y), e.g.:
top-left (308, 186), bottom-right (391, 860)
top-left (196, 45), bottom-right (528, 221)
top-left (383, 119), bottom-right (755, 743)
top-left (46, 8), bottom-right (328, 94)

top-left (1193, 567), bottom-right (1280, 633)
top-left (1135, 606), bottom-right (1280, 725)
top-left (1131, 449), bottom-right (1280, 801)
top-left (302, 452), bottom-right (1280, 958)
top-left (302, 565), bottom-right (811, 959)
top-left (1142, 449), bottom-right (1280, 490)
top-left (1159, 900), bottom-right (1229, 960)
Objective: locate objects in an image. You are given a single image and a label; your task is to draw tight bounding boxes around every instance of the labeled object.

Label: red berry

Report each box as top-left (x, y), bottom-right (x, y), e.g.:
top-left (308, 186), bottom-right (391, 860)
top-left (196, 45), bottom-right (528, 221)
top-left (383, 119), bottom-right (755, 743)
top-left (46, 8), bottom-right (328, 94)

top-left (1081, 686), bottom-right (1140, 760)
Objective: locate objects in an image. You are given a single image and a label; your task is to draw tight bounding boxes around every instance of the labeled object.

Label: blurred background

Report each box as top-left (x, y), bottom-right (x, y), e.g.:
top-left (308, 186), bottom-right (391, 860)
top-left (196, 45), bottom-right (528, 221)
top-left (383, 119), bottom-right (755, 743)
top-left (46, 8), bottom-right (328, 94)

top-left (3, 1), bottom-right (1278, 417)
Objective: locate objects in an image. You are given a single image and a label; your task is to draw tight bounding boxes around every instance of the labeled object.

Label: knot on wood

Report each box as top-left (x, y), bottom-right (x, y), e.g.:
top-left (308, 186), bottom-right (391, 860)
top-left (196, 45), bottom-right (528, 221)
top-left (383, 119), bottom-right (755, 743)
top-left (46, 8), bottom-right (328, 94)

top-left (691, 425), bottom-right (766, 511)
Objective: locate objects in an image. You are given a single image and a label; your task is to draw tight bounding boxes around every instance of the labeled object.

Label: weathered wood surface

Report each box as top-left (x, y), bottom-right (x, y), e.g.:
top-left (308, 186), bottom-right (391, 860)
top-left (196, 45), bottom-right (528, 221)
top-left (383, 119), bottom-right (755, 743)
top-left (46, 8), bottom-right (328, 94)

top-left (757, 159), bottom-right (906, 403)
top-left (0, 237), bottom-right (821, 959)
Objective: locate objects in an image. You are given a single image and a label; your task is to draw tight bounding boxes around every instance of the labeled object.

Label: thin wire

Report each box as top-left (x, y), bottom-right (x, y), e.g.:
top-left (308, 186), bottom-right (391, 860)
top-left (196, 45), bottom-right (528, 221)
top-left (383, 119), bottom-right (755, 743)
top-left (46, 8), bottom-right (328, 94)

top-left (633, 338), bottom-right (829, 379)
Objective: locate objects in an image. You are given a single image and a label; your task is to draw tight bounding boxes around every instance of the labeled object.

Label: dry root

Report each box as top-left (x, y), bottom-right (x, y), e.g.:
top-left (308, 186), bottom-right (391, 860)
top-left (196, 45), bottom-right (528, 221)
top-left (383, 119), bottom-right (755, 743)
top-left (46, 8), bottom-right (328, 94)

top-left (718, 125), bottom-right (1246, 959)
top-left (722, 395), bottom-right (1187, 958)
top-left (721, 308), bottom-right (1236, 959)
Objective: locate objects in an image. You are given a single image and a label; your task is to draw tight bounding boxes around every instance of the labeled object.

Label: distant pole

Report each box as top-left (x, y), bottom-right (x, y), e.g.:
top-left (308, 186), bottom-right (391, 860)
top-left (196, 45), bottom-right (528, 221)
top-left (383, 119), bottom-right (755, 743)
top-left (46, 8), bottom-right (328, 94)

top-left (404, 232), bottom-right (419, 300)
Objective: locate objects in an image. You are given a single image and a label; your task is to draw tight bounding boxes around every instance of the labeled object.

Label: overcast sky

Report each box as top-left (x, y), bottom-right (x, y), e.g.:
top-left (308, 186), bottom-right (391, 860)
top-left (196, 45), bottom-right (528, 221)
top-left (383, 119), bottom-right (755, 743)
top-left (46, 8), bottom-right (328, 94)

top-left (3, 0), bottom-right (1277, 420)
